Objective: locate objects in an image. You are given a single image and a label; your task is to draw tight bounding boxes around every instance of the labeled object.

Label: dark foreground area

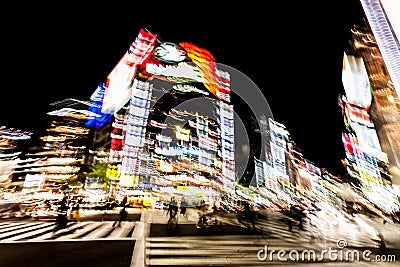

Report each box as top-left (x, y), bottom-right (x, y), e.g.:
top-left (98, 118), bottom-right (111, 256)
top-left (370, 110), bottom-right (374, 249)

top-left (0, 240), bottom-right (135, 267)
top-left (149, 223), bottom-right (261, 237)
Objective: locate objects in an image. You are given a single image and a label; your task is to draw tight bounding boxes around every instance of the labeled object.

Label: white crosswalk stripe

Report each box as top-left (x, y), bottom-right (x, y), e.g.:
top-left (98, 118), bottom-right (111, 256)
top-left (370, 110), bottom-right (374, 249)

top-left (0, 221), bottom-right (137, 242)
top-left (214, 211), bottom-right (305, 240)
top-left (82, 222), bottom-right (115, 239)
top-left (1, 222), bottom-right (55, 241)
top-left (146, 235), bottom-right (266, 266)
top-left (108, 222), bottom-right (135, 238)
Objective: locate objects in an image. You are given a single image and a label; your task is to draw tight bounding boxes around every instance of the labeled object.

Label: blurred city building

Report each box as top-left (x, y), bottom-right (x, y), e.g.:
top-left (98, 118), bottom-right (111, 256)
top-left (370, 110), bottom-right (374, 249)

top-left (0, 126), bottom-right (32, 186)
top-left (339, 0), bottom-right (400, 214)
top-left (1, 7), bottom-right (398, 219)
top-left (7, 98), bottom-right (95, 194)
top-left (82, 28), bottom-right (236, 200)
top-left (251, 115), bottom-right (344, 209)
top-left (341, 0), bottom-right (399, 186)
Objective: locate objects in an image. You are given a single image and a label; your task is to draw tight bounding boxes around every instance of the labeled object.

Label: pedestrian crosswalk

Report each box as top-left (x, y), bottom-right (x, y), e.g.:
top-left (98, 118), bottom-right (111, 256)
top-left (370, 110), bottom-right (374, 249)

top-left (145, 212), bottom-right (321, 266)
top-left (145, 232), bottom-right (393, 266)
top-left (146, 235), bottom-right (270, 266)
top-left (145, 234), bottom-right (350, 266)
top-left (1, 209), bottom-right (398, 266)
top-left (144, 211), bottom-right (397, 266)
top-left (0, 220), bottom-right (137, 242)
top-left (213, 210), bottom-right (309, 242)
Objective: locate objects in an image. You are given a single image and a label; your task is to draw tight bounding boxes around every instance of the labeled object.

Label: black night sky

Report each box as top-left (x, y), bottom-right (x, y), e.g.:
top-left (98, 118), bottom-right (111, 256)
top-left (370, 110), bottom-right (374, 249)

top-left (2, 1), bottom-right (365, 176)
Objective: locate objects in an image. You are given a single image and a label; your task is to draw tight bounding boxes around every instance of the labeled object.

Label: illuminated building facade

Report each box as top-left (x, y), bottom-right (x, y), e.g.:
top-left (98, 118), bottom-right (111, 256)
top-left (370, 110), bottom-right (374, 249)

top-left (343, 0), bottom-right (399, 186)
top-left (96, 28), bottom-right (235, 193)
top-left (254, 117), bottom-right (292, 199)
top-left (0, 126), bottom-right (32, 185)
top-left (0, 98), bottom-right (96, 192)
top-left (339, 0), bottom-right (400, 214)
top-left (253, 117), bottom-right (344, 207)
top-left (254, 117), bottom-right (322, 194)
top-left (340, 53), bottom-right (388, 186)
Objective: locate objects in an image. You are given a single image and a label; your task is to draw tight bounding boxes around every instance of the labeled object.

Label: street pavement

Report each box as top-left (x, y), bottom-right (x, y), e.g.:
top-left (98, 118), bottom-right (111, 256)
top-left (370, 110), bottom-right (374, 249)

top-left (142, 208), bottom-right (400, 266)
top-left (0, 207), bottom-right (399, 266)
top-left (0, 208), bottom-right (142, 242)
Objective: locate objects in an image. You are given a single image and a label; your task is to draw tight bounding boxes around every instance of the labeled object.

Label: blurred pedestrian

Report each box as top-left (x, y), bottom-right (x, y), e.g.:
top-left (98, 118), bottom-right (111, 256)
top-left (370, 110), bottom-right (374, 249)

top-left (71, 202), bottom-right (81, 222)
top-left (290, 204), bottom-right (305, 230)
top-left (120, 196), bottom-right (128, 207)
top-left (166, 197), bottom-right (179, 232)
top-left (197, 202), bottom-right (210, 227)
top-left (180, 198), bottom-right (188, 219)
top-left (113, 207), bottom-right (128, 227)
top-left (53, 197), bottom-right (69, 233)
top-left (238, 200), bottom-right (256, 231)
top-left (166, 197), bottom-right (179, 220)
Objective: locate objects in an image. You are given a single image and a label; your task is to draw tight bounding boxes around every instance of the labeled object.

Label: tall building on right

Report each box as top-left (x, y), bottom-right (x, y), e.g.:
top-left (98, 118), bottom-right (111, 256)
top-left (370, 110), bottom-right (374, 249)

top-left (341, 0), bottom-right (400, 189)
